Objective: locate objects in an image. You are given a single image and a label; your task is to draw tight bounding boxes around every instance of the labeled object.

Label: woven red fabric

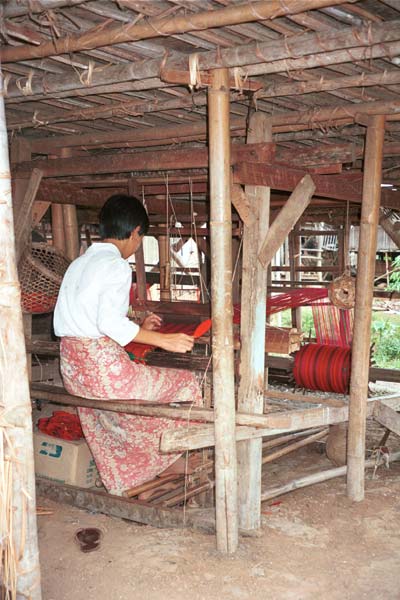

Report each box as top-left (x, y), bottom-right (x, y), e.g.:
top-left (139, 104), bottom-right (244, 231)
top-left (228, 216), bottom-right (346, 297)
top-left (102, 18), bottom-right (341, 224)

top-left (124, 319), bottom-right (212, 360)
top-left (37, 411), bottom-right (84, 441)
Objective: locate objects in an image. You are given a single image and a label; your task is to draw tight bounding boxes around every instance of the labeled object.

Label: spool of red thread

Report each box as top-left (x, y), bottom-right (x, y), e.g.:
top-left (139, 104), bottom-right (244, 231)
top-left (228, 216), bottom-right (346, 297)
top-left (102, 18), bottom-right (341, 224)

top-left (293, 343), bottom-right (351, 394)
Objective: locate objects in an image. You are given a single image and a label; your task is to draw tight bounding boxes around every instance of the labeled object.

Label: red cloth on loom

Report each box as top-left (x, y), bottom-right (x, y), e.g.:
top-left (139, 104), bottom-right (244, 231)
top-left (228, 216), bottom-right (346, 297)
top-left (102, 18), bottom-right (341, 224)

top-left (124, 320), bottom-right (212, 360)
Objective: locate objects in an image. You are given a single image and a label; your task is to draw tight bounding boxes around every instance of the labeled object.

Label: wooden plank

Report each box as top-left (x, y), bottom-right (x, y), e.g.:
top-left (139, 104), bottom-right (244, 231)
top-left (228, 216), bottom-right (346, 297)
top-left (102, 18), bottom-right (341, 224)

top-left (234, 163), bottom-right (362, 202)
top-left (35, 478), bottom-right (216, 533)
top-left (374, 401), bottom-right (400, 437)
top-left (237, 112), bottom-right (271, 532)
top-left (160, 395), bottom-right (400, 454)
top-left (258, 174), bottom-right (315, 268)
top-left (276, 143), bottom-right (357, 167)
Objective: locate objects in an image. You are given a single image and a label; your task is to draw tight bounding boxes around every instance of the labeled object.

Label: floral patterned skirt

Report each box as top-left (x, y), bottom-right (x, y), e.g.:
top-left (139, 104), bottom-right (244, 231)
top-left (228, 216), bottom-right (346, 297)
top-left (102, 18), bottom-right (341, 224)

top-left (60, 336), bottom-right (202, 495)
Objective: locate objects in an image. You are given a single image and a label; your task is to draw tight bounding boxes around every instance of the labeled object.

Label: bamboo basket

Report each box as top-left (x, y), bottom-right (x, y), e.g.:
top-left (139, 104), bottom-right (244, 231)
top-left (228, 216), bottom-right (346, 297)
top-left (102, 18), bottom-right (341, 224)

top-left (18, 243), bottom-right (70, 314)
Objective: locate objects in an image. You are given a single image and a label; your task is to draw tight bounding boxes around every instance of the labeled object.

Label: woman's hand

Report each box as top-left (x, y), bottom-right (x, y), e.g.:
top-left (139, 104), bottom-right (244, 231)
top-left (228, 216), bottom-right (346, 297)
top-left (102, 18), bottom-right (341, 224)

top-left (141, 312), bottom-right (162, 331)
top-left (159, 333), bottom-right (194, 353)
top-left (133, 328), bottom-right (194, 353)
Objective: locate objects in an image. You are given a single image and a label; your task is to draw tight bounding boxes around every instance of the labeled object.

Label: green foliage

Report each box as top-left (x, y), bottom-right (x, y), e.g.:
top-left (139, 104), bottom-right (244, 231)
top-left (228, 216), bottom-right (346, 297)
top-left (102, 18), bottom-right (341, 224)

top-left (388, 255), bottom-right (400, 292)
top-left (371, 314), bottom-right (400, 369)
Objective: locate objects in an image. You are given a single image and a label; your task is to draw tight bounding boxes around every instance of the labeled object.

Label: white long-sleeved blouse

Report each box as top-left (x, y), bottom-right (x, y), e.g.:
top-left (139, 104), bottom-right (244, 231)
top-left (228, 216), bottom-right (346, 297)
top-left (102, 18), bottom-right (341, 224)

top-left (54, 242), bottom-right (139, 347)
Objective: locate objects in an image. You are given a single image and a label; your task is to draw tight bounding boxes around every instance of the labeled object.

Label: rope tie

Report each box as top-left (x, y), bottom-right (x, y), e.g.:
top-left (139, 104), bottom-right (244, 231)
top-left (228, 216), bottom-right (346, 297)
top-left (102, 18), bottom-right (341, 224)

top-left (78, 60), bottom-right (95, 86)
top-left (1, 73), bottom-right (11, 98)
top-left (232, 67), bottom-right (248, 93)
top-left (188, 53), bottom-right (202, 91)
top-left (15, 71), bottom-right (33, 96)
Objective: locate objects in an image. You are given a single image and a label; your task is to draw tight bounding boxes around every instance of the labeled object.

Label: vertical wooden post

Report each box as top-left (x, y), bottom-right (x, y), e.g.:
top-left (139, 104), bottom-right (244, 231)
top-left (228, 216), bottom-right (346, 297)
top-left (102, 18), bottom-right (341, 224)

top-left (337, 225), bottom-right (345, 273)
top-left (60, 148), bottom-right (80, 260)
top-left (11, 137), bottom-right (33, 377)
top-left (158, 229), bottom-right (171, 302)
top-left (63, 205), bottom-right (80, 260)
top-left (237, 112), bottom-right (271, 531)
top-left (289, 229), bottom-right (301, 329)
top-left (0, 70), bottom-right (42, 600)
top-left (347, 114), bottom-right (385, 501)
top-left (51, 204), bottom-right (66, 253)
top-left (129, 177), bottom-right (147, 302)
top-left (208, 68), bottom-right (238, 553)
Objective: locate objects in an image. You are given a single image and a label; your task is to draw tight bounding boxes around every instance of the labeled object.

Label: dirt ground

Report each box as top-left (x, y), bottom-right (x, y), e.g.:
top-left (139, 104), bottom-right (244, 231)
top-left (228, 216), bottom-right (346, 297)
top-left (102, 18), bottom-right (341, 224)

top-left (37, 416), bottom-right (400, 600)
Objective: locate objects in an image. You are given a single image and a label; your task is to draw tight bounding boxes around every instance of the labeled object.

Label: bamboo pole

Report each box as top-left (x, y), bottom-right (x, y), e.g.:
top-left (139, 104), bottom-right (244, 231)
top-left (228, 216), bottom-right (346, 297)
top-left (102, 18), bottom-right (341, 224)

top-left (261, 428), bottom-right (328, 465)
top-left (5, 20), bottom-right (398, 102)
top-left (347, 115), bottom-right (386, 502)
top-left (237, 112), bottom-right (271, 532)
top-left (0, 71), bottom-right (41, 599)
top-left (1, 0), bottom-right (357, 63)
top-left (208, 68), bottom-right (238, 553)
top-left (262, 450), bottom-right (400, 503)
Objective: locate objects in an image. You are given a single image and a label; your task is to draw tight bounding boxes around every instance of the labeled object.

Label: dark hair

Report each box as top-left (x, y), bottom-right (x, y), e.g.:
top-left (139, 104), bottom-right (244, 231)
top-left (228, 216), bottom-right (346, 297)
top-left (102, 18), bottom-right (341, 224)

top-left (99, 194), bottom-right (149, 240)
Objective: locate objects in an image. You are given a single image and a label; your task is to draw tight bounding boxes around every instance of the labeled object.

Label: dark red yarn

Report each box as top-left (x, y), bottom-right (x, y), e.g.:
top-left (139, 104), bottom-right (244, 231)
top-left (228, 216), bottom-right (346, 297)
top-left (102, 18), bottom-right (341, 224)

top-left (293, 343), bottom-right (351, 394)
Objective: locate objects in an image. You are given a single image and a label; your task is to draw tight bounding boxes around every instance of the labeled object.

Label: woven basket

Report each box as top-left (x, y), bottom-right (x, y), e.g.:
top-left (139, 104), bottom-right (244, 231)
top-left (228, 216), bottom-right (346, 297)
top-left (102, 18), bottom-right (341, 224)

top-left (18, 243), bottom-right (70, 314)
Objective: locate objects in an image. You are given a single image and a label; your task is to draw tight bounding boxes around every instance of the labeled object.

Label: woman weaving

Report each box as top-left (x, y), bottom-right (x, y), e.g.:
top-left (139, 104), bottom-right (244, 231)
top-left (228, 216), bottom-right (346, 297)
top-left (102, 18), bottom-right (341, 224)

top-left (54, 194), bottom-right (201, 495)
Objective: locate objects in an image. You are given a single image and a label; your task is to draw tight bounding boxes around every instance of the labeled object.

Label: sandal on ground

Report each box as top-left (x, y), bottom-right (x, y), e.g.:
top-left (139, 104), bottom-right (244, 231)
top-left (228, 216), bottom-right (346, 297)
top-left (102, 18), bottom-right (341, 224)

top-left (74, 528), bottom-right (102, 553)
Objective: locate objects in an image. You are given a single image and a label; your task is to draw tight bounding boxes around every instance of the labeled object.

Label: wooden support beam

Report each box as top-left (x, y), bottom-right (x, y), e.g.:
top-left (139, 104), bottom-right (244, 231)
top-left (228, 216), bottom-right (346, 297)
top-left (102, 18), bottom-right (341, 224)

top-left (374, 401), bottom-right (400, 437)
top-left (237, 112), bottom-right (271, 532)
top-left (276, 143), bottom-right (357, 168)
top-left (161, 396), bottom-right (400, 453)
top-left (15, 142), bottom-right (275, 178)
top-left (208, 68), bottom-right (238, 554)
top-left (234, 163), bottom-right (362, 202)
top-left (14, 168), bottom-right (43, 261)
top-left (230, 184), bottom-right (255, 227)
top-left (160, 403), bottom-right (371, 453)
top-left (347, 115), bottom-right (386, 502)
top-left (258, 174), bottom-right (315, 268)
top-left (1, 0), bottom-right (358, 63)
top-left (29, 119), bottom-right (245, 154)
top-left (379, 209), bottom-right (400, 249)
